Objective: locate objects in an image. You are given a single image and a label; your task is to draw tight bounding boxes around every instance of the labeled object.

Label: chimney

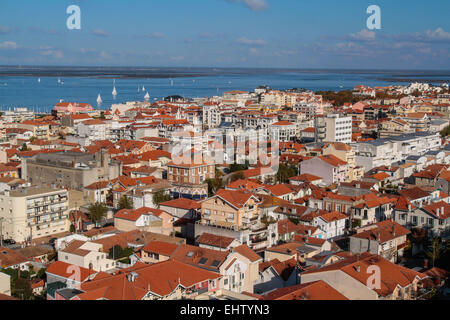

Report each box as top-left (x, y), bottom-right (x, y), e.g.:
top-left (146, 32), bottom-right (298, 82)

top-left (424, 259), bottom-right (429, 269)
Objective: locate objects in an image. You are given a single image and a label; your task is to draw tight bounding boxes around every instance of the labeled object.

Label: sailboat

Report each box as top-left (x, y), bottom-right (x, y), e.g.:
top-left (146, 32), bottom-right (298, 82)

top-left (38, 78), bottom-right (41, 83)
top-left (170, 79), bottom-right (174, 87)
top-left (137, 85), bottom-right (140, 93)
top-left (112, 79), bottom-right (117, 97)
top-left (58, 78), bottom-right (61, 84)
top-left (142, 85), bottom-right (146, 91)
top-left (144, 92), bottom-right (150, 100)
top-left (97, 94), bottom-right (102, 105)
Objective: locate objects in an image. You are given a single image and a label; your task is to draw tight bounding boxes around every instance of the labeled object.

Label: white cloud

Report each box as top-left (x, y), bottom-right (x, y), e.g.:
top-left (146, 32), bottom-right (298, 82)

top-left (236, 37), bottom-right (267, 46)
top-left (424, 27), bottom-right (450, 41)
top-left (226, 0), bottom-right (269, 11)
top-left (349, 29), bottom-right (376, 41)
top-left (0, 41), bottom-right (18, 50)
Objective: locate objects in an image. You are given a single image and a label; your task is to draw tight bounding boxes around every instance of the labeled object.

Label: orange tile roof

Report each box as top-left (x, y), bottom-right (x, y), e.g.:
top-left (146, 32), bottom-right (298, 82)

top-left (262, 280), bottom-right (348, 300)
top-left (141, 241), bottom-right (179, 256)
top-left (232, 245), bottom-right (261, 262)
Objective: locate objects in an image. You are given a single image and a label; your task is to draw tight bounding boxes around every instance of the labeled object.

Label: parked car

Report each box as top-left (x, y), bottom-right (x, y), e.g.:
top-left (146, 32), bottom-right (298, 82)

top-left (2, 239), bottom-right (16, 245)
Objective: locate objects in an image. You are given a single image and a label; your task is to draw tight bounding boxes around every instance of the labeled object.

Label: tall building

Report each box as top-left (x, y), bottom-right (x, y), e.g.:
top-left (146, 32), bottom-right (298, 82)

top-left (315, 114), bottom-right (353, 143)
top-left (0, 186), bottom-right (69, 244)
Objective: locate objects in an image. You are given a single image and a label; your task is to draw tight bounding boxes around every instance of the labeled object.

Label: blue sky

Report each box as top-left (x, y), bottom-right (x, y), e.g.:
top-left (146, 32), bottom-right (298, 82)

top-left (0, 0), bottom-right (449, 69)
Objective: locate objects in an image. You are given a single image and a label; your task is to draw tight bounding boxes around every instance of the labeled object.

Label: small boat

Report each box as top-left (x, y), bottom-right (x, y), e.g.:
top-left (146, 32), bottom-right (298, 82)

top-left (170, 80), bottom-right (174, 87)
top-left (97, 94), bottom-right (102, 105)
top-left (137, 85), bottom-right (140, 93)
top-left (112, 86), bottom-right (117, 97)
top-left (142, 86), bottom-right (146, 91)
top-left (58, 78), bottom-right (61, 84)
top-left (38, 78), bottom-right (41, 83)
top-left (144, 92), bottom-right (150, 100)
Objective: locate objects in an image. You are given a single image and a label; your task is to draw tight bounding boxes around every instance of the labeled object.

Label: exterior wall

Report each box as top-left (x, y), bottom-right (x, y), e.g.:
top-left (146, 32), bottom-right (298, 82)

top-left (301, 270), bottom-right (378, 300)
top-left (0, 272), bottom-right (11, 296)
top-left (300, 160), bottom-right (333, 186)
top-left (264, 250), bottom-right (295, 263)
top-left (140, 251), bottom-right (171, 264)
top-left (0, 188), bottom-right (69, 243)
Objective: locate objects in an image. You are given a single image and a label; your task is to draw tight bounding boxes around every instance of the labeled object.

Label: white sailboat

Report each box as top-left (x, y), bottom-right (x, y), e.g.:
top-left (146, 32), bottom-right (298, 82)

top-left (144, 92), bottom-right (150, 100)
top-left (170, 80), bottom-right (174, 87)
top-left (38, 78), bottom-right (41, 83)
top-left (137, 85), bottom-right (140, 93)
top-left (97, 94), bottom-right (102, 105)
top-left (58, 78), bottom-right (61, 84)
top-left (112, 79), bottom-right (117, 97)
top-left (142, 85), bottom-right (146, 91)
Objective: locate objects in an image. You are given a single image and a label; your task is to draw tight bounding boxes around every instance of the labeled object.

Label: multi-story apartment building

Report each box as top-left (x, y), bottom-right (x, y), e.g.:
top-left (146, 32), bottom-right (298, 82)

top-left (196, 189), bottom-right (278, 252)
top-left (350, 220), bottom-right (411, 263)
top-left (167, 160), bottom-right (215, 200)
top-left (315, 114), bottom-right (352, 143)
top-left (352, 132), bottom-right (442, 172)
top-left (2, 108), bottom-right (35, 123)
top-left (270, 121), bottom-right (298, 142)
top-left (0, 186), bottom-right (69, 243)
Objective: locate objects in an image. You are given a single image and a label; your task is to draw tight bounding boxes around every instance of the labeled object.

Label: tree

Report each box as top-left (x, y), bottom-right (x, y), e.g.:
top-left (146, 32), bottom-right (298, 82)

top-left (152, 190), bottom-right (171, 208)
top-left (69, 224), bottom-right (76, 233)
top-left (88, 202), bottom-right (108, 224)
top-left (36, 268), bottom-right (46, 281)
top-left (229, 160), bottom-right (250, 173)
top-left (109, 245), bottom-right (135, 260)
top-left (14, 278), bottom-right (33, 300)
top-left (118, 195), bottom-right (134, 210)
top-left (230, 171), bottom-right (246, 183)
top-left (440, 125), bottom-right (450, 138)
top-left (19, 143), bottom-right (30, 151)
top-left (426, 237), bottom-right (442, 268)
top-left (204, 167), bottom-right (225, 196)
top-left (276, 164), bottom-right (297, 183)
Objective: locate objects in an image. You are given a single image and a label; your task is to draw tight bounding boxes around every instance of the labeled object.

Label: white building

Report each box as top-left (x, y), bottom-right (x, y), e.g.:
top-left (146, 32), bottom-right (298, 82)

top-left (315, 114), bottom-right (352, 143)
top-left (352, 132), bottom-right (442, 172)
top-left (0, 186), bottom-right (70, 244)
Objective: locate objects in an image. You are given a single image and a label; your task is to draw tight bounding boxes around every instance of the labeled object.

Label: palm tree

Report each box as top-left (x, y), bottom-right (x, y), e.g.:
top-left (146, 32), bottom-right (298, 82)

top-left (88, 202), bottom-right (108, 226)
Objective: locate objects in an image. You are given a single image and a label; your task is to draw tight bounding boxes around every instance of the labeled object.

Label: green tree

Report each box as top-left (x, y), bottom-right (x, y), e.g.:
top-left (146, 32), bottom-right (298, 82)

top-left (152, 190), bottom-right (171, 208)
top-left (118, 195), bottom-right (134, 210)
top-left (229, 160), bottom-right (250, 173)
top-left (426, 237), bottom-right (442, 268)
top-left (69, 224), bottom-right (76, 233)
top-left (440, 125), bottom-right (450, 138)
top-left (88, 202), bottom-right (108, 224)
top-left (109, 245), bottom-right (135, 260)
top-left (276, 164), bottom-right (297, 183)
top-left (230, 171), bottom-right (246, 183)
top-left (14, 278), bottom-right (33, 300)
top-left (19, 143), bottom-right (30, 151)
top-left (36, 268), bottom-right (46, 280)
